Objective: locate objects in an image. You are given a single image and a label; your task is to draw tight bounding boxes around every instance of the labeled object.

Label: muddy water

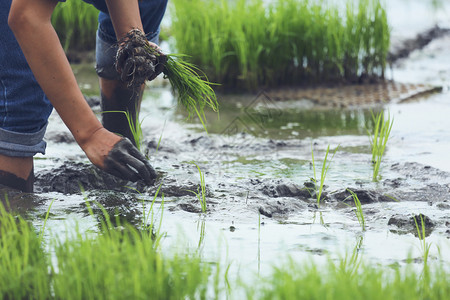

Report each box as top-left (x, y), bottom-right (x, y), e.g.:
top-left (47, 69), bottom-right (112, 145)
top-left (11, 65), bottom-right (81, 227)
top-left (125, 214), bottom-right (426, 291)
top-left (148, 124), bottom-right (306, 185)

top-left (4, 0), bottom-right (449, 286)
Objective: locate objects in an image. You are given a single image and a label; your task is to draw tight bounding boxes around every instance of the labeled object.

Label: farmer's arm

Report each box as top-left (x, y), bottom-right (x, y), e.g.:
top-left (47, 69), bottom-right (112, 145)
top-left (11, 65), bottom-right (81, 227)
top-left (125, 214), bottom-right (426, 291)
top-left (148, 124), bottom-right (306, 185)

top-left (104, 0), bottom-right (144, 39)
top-left (8, 0), bottom-right (156, 183)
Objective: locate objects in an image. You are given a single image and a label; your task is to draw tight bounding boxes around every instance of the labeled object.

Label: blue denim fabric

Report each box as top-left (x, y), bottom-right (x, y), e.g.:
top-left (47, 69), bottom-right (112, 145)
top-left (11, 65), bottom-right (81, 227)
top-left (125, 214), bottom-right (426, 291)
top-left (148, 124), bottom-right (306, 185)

top-left (0, 0), bottom-right (167, 157)
top-left (0, 0), bottom-right (53, 157)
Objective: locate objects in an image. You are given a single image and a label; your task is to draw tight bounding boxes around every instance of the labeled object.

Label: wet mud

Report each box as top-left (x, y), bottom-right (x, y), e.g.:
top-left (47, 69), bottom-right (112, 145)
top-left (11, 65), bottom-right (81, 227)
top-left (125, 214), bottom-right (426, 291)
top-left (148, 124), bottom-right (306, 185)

top-left (0, 186), bottom-right (45, 214)
top-left (7, 4), bottom-right (450, 269)
top-left (34, 162), bottom-right (127, 194)
top-left (388, 213), bottom-right (435, 237)
top-left (30, 133), bottom-right (450, 237)
top-left (389, 26), bottom-right (450, 63)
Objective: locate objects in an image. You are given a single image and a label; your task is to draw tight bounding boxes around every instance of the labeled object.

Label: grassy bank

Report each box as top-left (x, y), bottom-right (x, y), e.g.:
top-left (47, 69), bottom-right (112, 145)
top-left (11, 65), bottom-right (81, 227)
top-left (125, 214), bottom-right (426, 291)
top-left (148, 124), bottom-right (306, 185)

top-left (170, 0), bottom-right (390, 91)
top-left (1, 202), bottom-right (449, 299)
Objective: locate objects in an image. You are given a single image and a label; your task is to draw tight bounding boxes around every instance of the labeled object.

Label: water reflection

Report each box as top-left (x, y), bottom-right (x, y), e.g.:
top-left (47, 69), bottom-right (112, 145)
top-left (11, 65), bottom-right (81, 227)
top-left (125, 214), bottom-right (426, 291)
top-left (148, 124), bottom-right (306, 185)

top-left (182, 94), bottom-right (382, 139)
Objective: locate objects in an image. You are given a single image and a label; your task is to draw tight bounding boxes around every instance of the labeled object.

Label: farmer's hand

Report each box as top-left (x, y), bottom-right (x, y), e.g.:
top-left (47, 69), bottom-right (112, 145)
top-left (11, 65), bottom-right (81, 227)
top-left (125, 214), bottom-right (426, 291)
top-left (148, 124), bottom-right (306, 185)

top-left (81, 128), bottom-right (157, 185)
top-left (115, 29), bottom-right (167, 89)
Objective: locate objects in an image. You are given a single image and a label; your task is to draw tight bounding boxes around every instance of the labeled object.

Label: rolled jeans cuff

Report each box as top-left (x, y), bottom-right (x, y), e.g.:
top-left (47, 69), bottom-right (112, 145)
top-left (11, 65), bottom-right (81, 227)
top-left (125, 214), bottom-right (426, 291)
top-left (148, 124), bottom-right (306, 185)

top-left (0, 124), bottom-right (47, 157)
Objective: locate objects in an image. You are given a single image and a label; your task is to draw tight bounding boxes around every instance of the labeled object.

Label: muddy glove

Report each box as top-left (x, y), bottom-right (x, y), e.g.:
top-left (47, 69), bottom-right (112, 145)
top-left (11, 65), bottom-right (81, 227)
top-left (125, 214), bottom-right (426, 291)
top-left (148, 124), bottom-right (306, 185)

top-left (115, 29), bottom-right (167, 89)
top-left (103, 138), bottom-right (157, 185)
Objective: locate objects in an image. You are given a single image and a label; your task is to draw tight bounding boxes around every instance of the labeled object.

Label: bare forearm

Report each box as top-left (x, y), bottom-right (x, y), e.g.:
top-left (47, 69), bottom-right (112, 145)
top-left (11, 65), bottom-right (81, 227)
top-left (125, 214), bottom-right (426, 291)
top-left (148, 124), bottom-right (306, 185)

top-left (105, 0), bottom-right (144, 39)
top-left (9, 0), bottom-right (102, 146)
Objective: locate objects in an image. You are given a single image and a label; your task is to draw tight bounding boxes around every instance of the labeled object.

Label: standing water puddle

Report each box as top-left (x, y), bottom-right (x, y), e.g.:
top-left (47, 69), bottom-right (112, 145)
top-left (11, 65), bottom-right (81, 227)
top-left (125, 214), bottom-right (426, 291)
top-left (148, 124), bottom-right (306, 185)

top-left (8, 0), bottom-right (450, 286)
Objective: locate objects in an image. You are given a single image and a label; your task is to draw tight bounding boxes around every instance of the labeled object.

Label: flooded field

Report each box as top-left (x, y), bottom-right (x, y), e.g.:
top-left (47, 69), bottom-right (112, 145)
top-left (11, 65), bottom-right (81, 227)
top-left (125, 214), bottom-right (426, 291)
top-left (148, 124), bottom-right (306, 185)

top-left (4, 0), bottom-right (449, 292)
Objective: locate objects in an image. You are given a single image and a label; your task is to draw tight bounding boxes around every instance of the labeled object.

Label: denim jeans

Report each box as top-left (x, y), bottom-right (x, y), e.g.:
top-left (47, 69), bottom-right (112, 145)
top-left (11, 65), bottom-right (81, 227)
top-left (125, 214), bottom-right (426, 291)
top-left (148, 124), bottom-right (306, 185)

top-left (0, 0), bottom-right (53, 157)
top-left (0, 0), bottom-right (167, 157)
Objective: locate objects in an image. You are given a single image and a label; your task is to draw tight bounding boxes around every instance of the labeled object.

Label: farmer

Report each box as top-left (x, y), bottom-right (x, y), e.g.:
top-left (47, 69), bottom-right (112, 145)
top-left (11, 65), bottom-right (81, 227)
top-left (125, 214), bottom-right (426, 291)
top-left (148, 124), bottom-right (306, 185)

top-left (0, 0), bottom-right (168, 192)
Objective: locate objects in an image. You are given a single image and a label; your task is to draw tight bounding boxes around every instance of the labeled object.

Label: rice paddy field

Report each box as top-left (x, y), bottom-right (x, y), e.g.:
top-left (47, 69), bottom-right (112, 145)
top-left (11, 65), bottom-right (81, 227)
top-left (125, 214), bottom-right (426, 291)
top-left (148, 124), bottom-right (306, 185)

top-left (2, 0), bottom-right (450, 299)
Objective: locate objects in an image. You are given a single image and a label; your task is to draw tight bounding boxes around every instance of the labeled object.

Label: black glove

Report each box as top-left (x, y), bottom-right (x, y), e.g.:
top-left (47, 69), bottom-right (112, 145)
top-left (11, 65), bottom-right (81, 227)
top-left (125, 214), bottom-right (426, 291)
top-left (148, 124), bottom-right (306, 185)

top-left (115, 29), bottom-right (167, 89)
top-left (103, 138), bottom-right (157, 185)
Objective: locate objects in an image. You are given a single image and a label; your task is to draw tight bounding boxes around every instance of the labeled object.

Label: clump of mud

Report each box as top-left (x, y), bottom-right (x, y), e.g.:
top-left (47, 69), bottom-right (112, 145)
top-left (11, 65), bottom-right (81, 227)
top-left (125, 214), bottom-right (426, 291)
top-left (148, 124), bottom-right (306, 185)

top-left (35, 161), bottom-right (127, 194)
top-left (389, 26), bottom-right (450, 62)
top-left (388, 213), bottom-right (435, 237)
top-left (331, 189), bottom-right (394, 204)
top-left (81, 190), bottom-right (142, 226)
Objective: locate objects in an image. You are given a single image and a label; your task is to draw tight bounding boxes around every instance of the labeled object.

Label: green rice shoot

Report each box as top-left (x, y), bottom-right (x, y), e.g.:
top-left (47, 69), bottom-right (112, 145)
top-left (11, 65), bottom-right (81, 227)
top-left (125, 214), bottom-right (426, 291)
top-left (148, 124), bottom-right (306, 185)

top-left (52, 1), bottom-right (98, 51)
top-left (170, 0), bottom-right (390, 91)
top-left (101, 110), bottom-right (144, 152)
top-left (368, 110), bottom-right (394, 181)
top-left (188, 162), bottom-right (208, 213)
top-left (413, 214), bottom-right (432, 272)
top-left (311, 144), bottom-right (339, 207)
top-left (346, 189), bottom-right (366, 231)
top-left (160, 53), bottom-right (219, 132)
top-left (1, 201), bottom-right (449, 299)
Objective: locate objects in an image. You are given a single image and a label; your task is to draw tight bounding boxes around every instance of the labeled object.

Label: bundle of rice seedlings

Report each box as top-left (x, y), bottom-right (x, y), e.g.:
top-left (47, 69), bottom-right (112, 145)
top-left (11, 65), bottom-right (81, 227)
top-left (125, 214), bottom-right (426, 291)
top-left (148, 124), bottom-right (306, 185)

top-left (162, 54), bottom-right (219, 130)
top-left (115, 29), bottom-right (219, 132)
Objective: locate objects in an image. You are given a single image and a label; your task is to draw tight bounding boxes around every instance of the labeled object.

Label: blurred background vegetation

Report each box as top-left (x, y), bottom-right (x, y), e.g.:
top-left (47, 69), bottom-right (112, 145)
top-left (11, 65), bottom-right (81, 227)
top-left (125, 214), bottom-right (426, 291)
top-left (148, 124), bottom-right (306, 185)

top-left (53, 0), bottom-right (392, 90)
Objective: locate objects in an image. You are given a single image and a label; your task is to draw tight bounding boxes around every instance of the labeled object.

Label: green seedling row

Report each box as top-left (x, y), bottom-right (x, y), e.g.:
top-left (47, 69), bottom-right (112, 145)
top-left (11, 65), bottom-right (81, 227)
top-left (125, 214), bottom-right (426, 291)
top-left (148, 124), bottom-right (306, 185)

top-left (52, 1), bottom-right (98, 51)
top-left (1, 201), bottom-right (448, 299)
top-left (170, 0), bottom-right (390, 91)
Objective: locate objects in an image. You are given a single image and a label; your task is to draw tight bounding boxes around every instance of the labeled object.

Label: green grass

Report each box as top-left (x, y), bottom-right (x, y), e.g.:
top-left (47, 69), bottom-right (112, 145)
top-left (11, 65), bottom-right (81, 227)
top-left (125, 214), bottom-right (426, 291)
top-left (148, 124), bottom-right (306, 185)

top-left (170, 0), bottom-right (390, 91)
top-left (51, 224), bottom-right (210, 300)
top-left (102, 109), bottom-right (145, 152)
top-left (368, 110), bottom-right (394, 181)
top-left (188, 162), bottom-right (208, 213)
top-left (0, 202), bottom-right (51, 299)
top-left (52, 1), bottom-right (98, 51)
top-left (0, 201), bottom-right (212, 300)
top-left (310, 144), bottom-right (339, 207)
top-left (1, 201), bottom-right (449, 299)
top-left (413, 214), bottom-right (432, 271)
top-left (38, 199), bottom-right (54, 243)
top-left (161, 54), bottom-right (219, 131)
top-left (346, 189), bottom-right (366, 231)
top-left (252, 257), bottom-right (449, 300)
top-left (139, 185), bottom-right (165, 248)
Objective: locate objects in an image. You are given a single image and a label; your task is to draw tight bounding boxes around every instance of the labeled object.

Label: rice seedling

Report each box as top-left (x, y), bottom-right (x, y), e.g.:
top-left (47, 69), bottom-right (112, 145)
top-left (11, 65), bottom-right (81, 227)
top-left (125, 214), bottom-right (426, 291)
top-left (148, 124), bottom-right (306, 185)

top-left (413, 214), bottom-right (432, 272)
top-left (346, 189), bottom-right (366, 231)
top-left (117, 27), bottom-right (219, 131)
top-left (38, 199), bottom-right (55, 244)
top-left (101, 108), bottom-right (144, 152)
top-left (254, 255), bottom-right (449, 300)
top-left (338, 235), bottom-right (364, 278)
top-left (170, 0), bottom-right (390, 90)
top-left (367, 110), bottom-right (394, 181)
top-left (0, 202), bottom-right (51, 299)
top-left (310, 144), bottom-right (339, 207)
top-left (138, 184), bottom-right (165, 247)
top-left (51, 222), bottom-right (213, 299)
top-left (1, 201), bottom-right (450, 299)
top-left (188, 162), bottom-right (207, 213)
top-left (52, 1), bottom-right (98, 51)
top-left (161, 54), bottom-right (219, 132)
top-left (197, 215), bottom-right (206, 251)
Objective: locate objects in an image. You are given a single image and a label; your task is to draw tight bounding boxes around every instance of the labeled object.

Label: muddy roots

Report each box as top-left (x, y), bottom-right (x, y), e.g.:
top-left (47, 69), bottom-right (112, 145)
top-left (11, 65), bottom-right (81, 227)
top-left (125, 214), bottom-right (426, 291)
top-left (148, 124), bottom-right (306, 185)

top-left (115, 29), bottom-right (166, 89)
